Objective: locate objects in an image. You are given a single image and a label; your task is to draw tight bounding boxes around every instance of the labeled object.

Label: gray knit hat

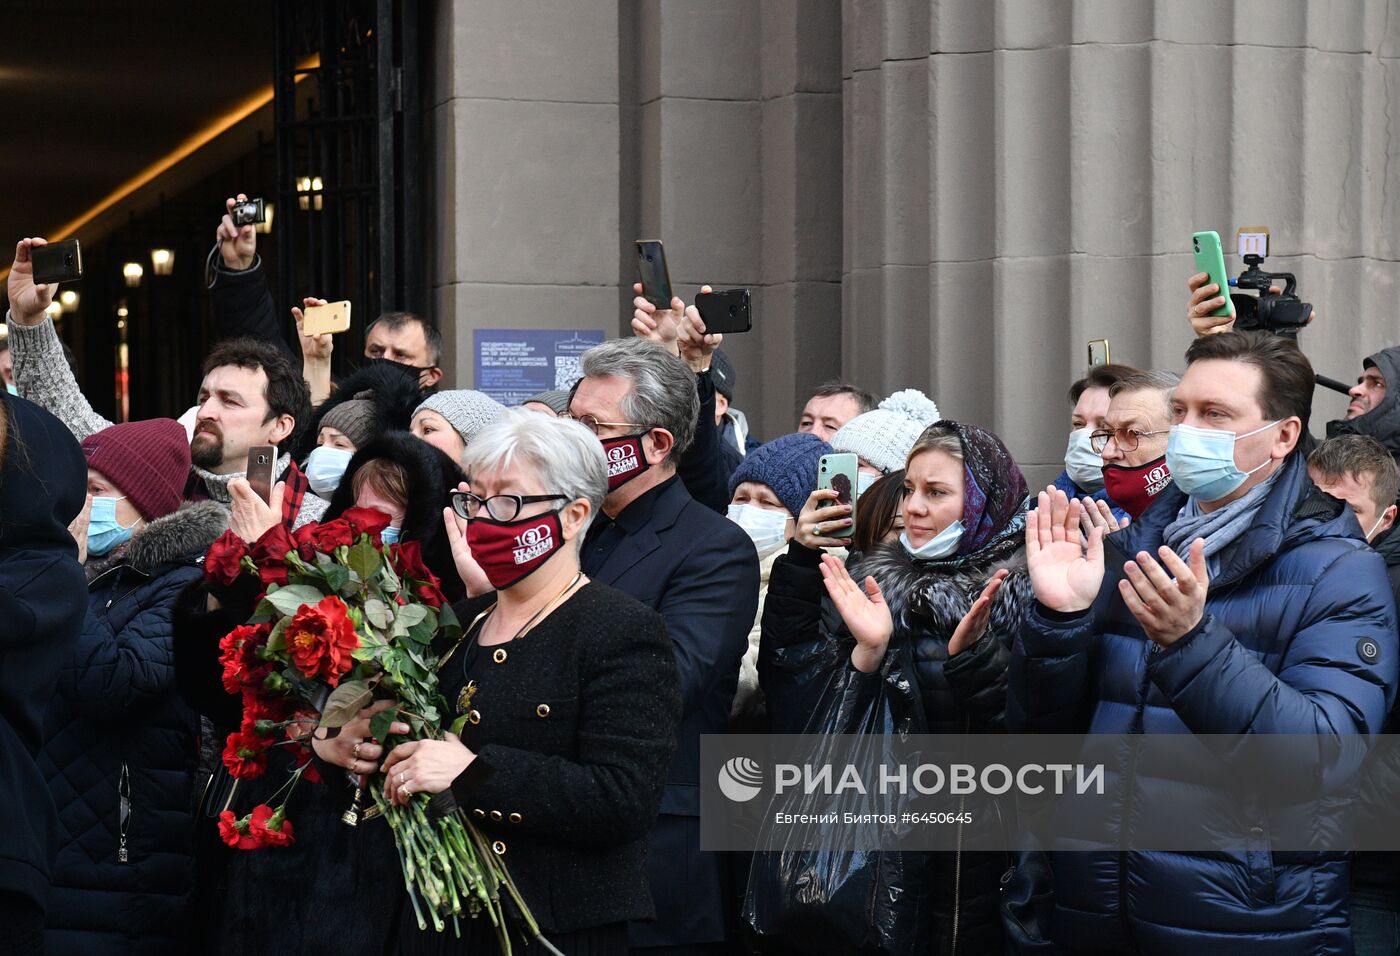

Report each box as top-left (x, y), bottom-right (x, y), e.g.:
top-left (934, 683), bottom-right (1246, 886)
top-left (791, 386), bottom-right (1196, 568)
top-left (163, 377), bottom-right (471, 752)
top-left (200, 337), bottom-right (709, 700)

top-left (521, 390), bottom-right (571, 416)
top-left (414, 390), bottom-right (507, 445)
top-left (831, 388), bottom-right (941, 475)
top-left (319, 392), bottom-right (379, 447)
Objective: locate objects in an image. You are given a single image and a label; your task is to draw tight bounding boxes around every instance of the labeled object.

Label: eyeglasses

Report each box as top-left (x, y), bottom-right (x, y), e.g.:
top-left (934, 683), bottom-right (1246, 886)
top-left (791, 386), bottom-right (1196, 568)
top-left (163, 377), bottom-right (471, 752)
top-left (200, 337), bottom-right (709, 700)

top-left (450, 491), bottom-right (567, 522)
top-left (565, 413), bottom-right (649, 436)
top-left (1089, 427), bottom-right (1170, 454)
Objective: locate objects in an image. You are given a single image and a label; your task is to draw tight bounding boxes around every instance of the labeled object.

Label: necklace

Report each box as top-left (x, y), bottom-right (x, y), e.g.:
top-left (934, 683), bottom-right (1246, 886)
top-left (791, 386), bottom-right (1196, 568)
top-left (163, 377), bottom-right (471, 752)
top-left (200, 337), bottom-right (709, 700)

top-left (437, 570), bottom-right (586, 678)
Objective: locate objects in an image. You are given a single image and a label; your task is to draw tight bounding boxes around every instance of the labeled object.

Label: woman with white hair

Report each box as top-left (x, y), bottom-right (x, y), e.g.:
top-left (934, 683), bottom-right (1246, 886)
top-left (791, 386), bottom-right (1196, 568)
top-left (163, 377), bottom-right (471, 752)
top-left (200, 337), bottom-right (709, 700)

top-left (356, 409), bottom-right (681, 954)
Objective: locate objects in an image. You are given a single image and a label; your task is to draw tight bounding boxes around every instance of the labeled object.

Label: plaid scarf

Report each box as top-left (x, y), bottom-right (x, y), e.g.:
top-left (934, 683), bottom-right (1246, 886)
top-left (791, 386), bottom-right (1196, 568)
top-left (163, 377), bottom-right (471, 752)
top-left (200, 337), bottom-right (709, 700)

top-left (183, 455), bottom-right (309, 528)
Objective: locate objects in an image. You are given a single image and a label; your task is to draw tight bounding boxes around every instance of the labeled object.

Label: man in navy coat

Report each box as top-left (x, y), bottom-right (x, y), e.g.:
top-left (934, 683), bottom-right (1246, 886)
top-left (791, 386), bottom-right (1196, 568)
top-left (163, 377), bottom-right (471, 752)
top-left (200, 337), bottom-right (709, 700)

top-left (569, 338), bottom-right (759, 953)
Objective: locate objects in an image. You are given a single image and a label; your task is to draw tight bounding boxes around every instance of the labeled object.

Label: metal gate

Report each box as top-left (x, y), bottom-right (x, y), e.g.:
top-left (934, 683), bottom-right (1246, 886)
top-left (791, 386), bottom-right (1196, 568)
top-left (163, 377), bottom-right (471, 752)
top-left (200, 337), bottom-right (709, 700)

top-left (273, 0), bottom-right (422, 370)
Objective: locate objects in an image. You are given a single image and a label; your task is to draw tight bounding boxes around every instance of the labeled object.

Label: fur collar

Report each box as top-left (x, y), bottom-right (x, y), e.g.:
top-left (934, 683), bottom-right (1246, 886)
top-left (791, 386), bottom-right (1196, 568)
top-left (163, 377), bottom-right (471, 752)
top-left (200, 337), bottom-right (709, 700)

top-left (848, 538), bottom-right (1033, 646)
top-left (86, 501), bottom-right (230, 581)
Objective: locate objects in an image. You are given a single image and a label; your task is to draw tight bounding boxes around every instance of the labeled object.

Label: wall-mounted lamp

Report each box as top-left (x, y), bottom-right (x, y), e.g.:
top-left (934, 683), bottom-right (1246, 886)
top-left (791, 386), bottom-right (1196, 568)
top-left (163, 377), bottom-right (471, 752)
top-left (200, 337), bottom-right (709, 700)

top-left (255, 201), bottom-right (275, 234)
top-left (122, 262), bottom-right (144, 288)
top-left (297, 176), bottom-right (324, 211)
top-left (59, 290), bottom-right (79, 313)
top-left (150, 248), bottom-right (175, 276)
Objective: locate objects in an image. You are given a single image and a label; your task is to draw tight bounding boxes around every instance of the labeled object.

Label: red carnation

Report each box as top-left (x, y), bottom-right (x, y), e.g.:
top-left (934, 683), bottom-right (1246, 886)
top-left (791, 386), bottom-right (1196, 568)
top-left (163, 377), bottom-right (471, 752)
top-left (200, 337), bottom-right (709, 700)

top-left (222, 730), bottom-right (271, 779)
top-left (250, 524), bottom-right (296, 587)
top-left (218, 624), bottom-right (271, 695)
top-left (308, 519), bottom-right (354, 555)
top-left (250, 804), bottom-right (295, 848)
top-left (218, 810), bottom-right (260, 850)
top-left (343, 506), bottom-right (392, 541)
top-left (284, 595), bottom-right (360, 686)
top-left (205, 531), bottom-right (248, 586)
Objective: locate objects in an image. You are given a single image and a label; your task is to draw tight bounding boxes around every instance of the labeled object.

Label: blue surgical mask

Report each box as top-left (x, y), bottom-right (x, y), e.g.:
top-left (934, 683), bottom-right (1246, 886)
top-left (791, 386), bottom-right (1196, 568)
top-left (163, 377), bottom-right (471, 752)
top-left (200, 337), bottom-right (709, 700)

top-left (1064, 427), bottom-right (1105, 492)
top-left (380, 525), bottom-right (402, 545)
top-left (5, 383), bottom-right (15, 396)
top-left (88, 496), bottom-right (140, 557)
top-left (306, 446), bottom-right (355, 498)
top-left (726, 503), bottom-right (791, 559)
top-left (1165, 420), bottom-right (1282, 503)
top-left (857, 471), bottom-right (883, 496)
top-left (900, 520), bottom-right (965, 561)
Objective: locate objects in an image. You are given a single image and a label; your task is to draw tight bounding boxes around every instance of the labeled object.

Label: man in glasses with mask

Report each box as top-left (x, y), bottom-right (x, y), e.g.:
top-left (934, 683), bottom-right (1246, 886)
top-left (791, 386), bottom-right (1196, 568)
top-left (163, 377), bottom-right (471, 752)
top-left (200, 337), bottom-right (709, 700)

top-left (1084, 370), bottom-right (1180, 525)
top-left (1010, 330), bottom-right (1398, 954)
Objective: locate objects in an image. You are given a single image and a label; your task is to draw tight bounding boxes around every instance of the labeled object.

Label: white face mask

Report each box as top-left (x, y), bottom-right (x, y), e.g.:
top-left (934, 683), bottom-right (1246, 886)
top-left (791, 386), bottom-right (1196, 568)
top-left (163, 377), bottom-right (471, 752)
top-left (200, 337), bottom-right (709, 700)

top-left (306, 446), bottom-right (355, 498)
top-left (900, 519), bottom-right (965, 561)
top-left (1064, 427), bottom-right (1105, 492)
top-left (727, 503), bottom-right (792, 558)
top-left (857, 471), bottom-right (882, 496)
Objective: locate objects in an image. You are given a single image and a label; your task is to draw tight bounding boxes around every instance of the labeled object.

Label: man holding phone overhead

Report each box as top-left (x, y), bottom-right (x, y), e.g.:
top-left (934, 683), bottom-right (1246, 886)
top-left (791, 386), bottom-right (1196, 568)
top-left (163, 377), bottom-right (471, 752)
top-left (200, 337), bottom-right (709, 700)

top-left (5, 238), bottom-right (328, 531)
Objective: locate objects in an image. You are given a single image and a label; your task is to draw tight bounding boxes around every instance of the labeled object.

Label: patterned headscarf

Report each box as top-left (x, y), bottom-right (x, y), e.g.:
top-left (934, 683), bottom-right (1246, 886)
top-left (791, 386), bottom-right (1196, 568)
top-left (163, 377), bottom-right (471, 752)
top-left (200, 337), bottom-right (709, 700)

top-left (915, 420), bottom-right (1029, 559)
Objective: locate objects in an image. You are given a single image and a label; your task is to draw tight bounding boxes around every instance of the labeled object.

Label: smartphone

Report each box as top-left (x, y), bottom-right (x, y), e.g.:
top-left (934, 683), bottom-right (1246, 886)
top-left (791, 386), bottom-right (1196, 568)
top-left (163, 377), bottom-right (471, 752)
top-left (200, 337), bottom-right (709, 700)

top-left (694, 289), bottom-right (752, 334)
top-left (817, 453), bottom-right (859, 540)
top-left (302, 300), bottom-right (352, 336)
top-left (31, 239), bottom-right (83, 285)
top-left (246, 444), bottom-right (278, 505)
top-left (1191, 230), bottom-right (1235, 319)
top-left (1087, 339), bottom-right (1110, 366)
top-left (635, 240), bottom-right (673, 308)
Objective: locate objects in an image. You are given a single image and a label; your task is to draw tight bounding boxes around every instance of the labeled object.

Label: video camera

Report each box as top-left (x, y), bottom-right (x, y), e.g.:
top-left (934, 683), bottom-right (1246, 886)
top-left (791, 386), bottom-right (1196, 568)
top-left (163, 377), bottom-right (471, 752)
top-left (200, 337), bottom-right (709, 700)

top-left (1228, 229), bottom-right (1312, 337)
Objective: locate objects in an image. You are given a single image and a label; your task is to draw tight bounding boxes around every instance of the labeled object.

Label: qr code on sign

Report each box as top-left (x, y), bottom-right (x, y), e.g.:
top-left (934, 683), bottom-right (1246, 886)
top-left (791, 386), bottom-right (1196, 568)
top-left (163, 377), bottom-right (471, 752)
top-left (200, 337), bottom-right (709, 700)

top-left (555, 357), bottom-right (583, 390)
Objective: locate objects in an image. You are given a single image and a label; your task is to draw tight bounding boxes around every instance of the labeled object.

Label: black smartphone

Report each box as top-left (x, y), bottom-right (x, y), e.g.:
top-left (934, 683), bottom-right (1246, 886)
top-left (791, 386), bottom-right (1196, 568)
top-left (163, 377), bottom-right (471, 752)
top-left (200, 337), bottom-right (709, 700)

top-left (695, 289), bottom-right (752, 334)
top-left (31, 239), bottom-right (82, 285)
top-left (635, 240), bottom-right (673, 308)
top-left (246, 444), bottom-right (277, 505)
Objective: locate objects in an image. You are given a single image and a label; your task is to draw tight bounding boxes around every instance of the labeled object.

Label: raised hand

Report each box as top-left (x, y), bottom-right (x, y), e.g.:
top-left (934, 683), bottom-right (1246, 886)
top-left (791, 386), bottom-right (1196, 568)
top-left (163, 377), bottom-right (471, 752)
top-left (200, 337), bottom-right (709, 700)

top-left (794, 488), bottom-right (852, 549)
top-left (8, 238), bottom-right (57, 326)
top-left (217, 193), bottom-right (258, 271)
top-left (1186, 271), bottom-right (1235, 336)
top-left (947, 568), bottom-right (1010, 656)
top-left (228, 478), bottom-right (285, 545)
top-left (630, 281), bottom-right (687, 358)
top-left (1118, 538), bottom-right (1209, 647)
top-left (820, 553), bottom-right (893, 673)
top-left (679, 285), bottom-right (721, 373)
top-left (444, 482), bottom-right (492, 597)
top-left (1079, 496), bottom-right (1129, 537)
top-left (1026, 486), bottom-right (1104, 613)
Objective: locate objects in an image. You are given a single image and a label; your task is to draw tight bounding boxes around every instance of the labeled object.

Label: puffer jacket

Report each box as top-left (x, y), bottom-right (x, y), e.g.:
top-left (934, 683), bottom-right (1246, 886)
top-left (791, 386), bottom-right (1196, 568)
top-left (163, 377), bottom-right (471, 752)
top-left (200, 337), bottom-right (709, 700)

top-left (760, 536), bottom-right (1033, 955)
top-left (40, 501), bottom-right (228, 956)
top-left (1009, 454), bottom-right (1399, 955)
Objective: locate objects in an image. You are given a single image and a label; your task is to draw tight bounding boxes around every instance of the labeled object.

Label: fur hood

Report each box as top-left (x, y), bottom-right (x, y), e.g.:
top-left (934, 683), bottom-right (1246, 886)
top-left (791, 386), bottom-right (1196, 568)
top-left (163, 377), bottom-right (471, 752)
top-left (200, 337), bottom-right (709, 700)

top-left (294, 360), bottom-right (431, 461)
top-left (848, 537), bottom-right (1033, 648)
top-left (86, 500), bottom-right (229, 581)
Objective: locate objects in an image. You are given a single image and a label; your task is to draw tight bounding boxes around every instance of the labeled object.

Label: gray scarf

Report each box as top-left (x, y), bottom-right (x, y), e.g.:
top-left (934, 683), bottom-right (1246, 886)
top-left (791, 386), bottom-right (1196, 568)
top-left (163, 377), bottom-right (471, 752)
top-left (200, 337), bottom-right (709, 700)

top-left (1163, 468), bottom-right (1281, 578)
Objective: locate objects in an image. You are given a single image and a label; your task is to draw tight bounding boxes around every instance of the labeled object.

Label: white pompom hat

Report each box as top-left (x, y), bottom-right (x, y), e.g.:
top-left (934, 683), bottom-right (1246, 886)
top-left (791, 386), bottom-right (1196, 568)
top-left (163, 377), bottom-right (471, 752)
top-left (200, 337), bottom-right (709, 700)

top-left (831, 388), bottom-right (941, 474)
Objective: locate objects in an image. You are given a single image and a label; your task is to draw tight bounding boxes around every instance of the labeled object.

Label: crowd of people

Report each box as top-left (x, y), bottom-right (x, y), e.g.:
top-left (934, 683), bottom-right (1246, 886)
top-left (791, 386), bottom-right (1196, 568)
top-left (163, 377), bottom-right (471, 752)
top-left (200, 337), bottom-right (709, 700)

top-left (1, 193), bottom-right (1399, 956)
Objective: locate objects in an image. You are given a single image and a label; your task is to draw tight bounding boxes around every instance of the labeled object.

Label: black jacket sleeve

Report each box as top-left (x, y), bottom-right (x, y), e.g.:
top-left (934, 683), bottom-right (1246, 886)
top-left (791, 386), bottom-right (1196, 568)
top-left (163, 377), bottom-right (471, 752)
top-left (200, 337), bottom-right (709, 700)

top-left (943, 630), bottom-right (1012, 732)
top-left (209, 258), bottom-right (298, 362)
top-left (677, 370), bottom-right (733, 515)
top-left (758, 541), bottom-right (844, 733)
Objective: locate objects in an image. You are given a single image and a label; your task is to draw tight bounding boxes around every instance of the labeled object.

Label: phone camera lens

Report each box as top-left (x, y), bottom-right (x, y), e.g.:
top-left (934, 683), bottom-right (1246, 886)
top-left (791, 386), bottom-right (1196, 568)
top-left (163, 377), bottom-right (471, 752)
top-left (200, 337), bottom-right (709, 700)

top-left (728, 305), bottom-right (737, 317)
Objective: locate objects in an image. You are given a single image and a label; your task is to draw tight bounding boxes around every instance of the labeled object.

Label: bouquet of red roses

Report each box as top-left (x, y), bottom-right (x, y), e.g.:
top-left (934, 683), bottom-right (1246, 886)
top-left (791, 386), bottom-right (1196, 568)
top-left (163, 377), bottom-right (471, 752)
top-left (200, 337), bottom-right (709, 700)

top-left (205, 508), bottom-right (555, 952)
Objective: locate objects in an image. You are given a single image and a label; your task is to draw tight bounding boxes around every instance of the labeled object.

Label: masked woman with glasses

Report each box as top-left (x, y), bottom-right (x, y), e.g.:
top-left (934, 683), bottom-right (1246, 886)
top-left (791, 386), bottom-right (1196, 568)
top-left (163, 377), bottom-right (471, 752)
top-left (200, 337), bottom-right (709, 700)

top-left (376, 408), bottom-right (681, 955)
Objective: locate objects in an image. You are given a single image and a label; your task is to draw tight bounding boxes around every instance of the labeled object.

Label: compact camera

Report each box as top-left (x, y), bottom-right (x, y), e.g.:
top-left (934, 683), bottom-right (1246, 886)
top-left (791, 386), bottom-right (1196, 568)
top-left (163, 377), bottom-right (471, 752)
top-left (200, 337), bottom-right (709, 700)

top-left (232, 198), bottom-right (266, 227)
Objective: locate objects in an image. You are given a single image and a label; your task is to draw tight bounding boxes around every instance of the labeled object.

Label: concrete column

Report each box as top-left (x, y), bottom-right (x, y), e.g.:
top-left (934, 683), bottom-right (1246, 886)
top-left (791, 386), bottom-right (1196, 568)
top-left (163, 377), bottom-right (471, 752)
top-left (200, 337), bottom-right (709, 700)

top-left (427, 0), bottom-right (623, 388)
top-left (843, 0), bottom-right (1400, 487)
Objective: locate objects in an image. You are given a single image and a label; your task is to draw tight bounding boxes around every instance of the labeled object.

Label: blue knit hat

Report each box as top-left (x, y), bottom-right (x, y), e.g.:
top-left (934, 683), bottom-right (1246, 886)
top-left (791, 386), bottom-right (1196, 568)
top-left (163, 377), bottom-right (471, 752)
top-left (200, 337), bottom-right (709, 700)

top-left (728, 432), bottom-right (832, 518)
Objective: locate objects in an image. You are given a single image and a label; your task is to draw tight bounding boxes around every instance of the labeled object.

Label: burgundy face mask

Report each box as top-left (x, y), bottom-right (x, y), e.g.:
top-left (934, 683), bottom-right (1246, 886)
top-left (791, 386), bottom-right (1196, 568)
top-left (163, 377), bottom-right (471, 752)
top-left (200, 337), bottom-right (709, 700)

top-left (465, 510), bottom-right (565, 589)
top-left (601, 431), bottom-right (651, 492)
top-left (1102, 455), bottom-right (1172, 521)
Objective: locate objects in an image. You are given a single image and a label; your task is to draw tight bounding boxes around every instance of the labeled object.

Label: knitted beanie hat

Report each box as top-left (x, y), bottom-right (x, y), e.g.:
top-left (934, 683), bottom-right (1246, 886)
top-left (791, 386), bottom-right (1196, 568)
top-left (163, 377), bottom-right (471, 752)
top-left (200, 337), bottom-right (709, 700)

top-left (728, 432), bottom-right (832, 518)
top-left (415, 390), bottom-right (507, 445)
top-left (831, 388), bottom-right (941, 475)
top-left (710, 349), bottom-right (737, 401)
top-left (319, 392), bottom-right (379, 447)
top-left (81, 418), bottom-right (191, 521)
top-left (521, 390), bottom-right (572, 416)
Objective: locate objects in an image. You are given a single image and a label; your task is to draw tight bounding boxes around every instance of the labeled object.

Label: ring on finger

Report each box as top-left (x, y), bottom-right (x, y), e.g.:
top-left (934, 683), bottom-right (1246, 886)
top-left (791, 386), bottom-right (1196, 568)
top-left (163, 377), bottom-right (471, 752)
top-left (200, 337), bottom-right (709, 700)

top-left (351, 742), bottom-right (362, 760)
top-left (399, 771), bottom-right (406, 785)
top-left (399, 783), bottom-right (412, 798)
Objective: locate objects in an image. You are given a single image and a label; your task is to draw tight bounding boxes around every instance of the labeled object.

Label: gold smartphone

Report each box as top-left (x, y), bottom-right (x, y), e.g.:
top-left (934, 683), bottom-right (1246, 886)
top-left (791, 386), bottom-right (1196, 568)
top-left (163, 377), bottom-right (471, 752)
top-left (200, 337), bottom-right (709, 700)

top-left (302, 300), bottom-right (352, 336)
top-left (1087, 339), bottom-right (1111, 366)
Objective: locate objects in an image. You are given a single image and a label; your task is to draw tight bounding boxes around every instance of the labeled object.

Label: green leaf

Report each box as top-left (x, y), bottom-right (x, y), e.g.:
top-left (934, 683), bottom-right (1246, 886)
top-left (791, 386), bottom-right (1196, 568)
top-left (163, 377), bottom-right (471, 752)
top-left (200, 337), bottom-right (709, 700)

top-left (369, 705), bottom-right (399, 744)
top-left (364, 598), bottom-right (391, 630)
top-left (263, 584), bottom-right (327, 617)
top-left (265, 617), bottom-right (290, 654)
top-left (347, 541), bottom-right (382, 581)
top-left (319, 679), bottom-right (375, 727)
top-left (448, 713), bottom-right (469, 738)
top-left (323, 561), bottom-right (350, 594)
top-left (395, 604), bottom-right (429, 629)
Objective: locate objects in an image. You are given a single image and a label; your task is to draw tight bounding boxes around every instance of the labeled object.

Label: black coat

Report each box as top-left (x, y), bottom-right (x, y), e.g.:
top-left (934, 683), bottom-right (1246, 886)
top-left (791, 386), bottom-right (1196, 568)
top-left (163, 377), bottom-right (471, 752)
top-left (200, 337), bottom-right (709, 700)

top-left (40, 501), bottom-right (228, 956)
top-left (759, 538), bottom-right (1031, 956)
top-left (0, 393), bottom-right (88, 913)
top-left (579, 475), bottom-right (759, 947)
top-left (437, 582), bottom-right (681, 936)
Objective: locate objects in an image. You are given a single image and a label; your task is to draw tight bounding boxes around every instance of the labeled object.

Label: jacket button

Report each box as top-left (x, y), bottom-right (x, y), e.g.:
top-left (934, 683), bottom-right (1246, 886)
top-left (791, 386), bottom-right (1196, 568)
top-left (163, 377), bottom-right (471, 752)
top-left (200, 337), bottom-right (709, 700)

top-left (489, 810), bottom-right (503, 822)
top-left (492, 840), bottom-right (507, 855)
top-left (473, 808), bottom-right (485, 819)
top-left (536, 704), bottom-right (551, 718)
top-left (493, 648), bottom-right (508, 664)
top-left (509, 812), bottom-right (522, 824)
top-left (467, 710), bottom-right (482, 725)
